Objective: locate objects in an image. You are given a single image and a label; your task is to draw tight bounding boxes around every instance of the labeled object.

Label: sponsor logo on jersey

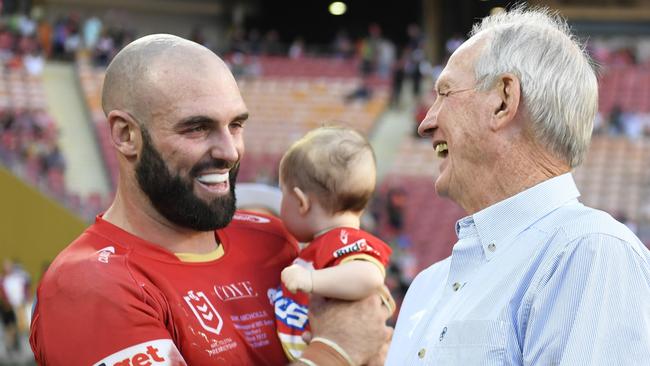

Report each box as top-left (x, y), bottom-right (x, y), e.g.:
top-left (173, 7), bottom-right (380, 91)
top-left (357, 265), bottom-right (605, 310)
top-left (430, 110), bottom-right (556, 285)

top-left (233, 213), bottom-right (271, 224)
top-left (183, 291), bottom-right (223, 335)
top-left (332, 238), bottom-right (374, 258)
top-left (96, 246), bottom-right (115, 264)
top-left (268, 287), bottom-right (309, 330)
top-left (213, 281), bottom-right (258, 302)
top-left (93, 339), bottom-right (184, 366)
top-left (340, 229), bottom-right (349, 244)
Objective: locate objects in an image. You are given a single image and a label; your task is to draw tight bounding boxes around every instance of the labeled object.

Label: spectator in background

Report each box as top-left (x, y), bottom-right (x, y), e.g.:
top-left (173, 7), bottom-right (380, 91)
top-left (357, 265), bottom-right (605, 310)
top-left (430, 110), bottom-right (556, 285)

top-left (358, 23), bottom-right (382, 77)
top-left (247, 28), bottom-right (262, 55)
top-left (386, 187), bottom-right (407, 237)
top-left (262, 29), bottom-right (283, 56)
top-left (288, 36), bottom-right (305, 59)
top-left (608, 105), bottom-right (625, 135)
top-left (332, 29), bottom-right (353, 59)
top-left (82, 15), bottom-right (102, 50)
top-left (405, 23), bottom-right (425, 97)
top-left (35, 16), bottom-right (52, 58)
top-left (51, 16), bottom-right (67, 59)
top-left (93, 29), bottom-right (115, 66)
top-left (389, 50), bottom-right (407, 107)
top-left (1, 259), bottom-right (30, 355)
top-left (23, 45), bottom-right (44, 75)
top-left (0, 262), bottom-right (19, 357)
top-left (376, 38), bottom-right (396, 79)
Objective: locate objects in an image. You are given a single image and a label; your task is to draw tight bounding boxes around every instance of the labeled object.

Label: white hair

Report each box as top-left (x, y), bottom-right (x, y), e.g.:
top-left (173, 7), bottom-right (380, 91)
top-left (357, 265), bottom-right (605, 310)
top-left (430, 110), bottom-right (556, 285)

top-left (470, 6), bottom-right (598, 168)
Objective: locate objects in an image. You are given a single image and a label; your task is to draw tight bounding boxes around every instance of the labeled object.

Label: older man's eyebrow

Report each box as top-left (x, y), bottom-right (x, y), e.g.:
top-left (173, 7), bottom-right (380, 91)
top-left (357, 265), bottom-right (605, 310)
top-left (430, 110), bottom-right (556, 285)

top-left (435, 80), bottom-right (450, 92)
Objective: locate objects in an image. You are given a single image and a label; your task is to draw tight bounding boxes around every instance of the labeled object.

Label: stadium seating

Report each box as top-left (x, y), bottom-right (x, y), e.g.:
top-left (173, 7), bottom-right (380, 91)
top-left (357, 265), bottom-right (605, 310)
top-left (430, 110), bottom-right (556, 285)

top-left (574, 135), bottom-right (650, 223)
top-left (0, 66), bottom-right (112, 220)
top-left (599, 65), bottom-right (650, 114)
top-left (76, 61), bottom-right (119, 190)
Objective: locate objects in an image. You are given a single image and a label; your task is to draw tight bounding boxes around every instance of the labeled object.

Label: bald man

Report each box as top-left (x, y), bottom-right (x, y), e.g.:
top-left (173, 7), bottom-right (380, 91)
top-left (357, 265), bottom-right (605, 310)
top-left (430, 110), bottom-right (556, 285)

top-left (29, 34), bottom-right (391, 365)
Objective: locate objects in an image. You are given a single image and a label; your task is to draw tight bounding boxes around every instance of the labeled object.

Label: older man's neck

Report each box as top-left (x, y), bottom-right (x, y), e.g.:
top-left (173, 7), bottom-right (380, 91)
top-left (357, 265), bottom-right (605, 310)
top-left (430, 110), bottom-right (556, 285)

top-left (498, 144), bottom-right (570, 199)
top-left (463, 144), bottom-right (570, 215)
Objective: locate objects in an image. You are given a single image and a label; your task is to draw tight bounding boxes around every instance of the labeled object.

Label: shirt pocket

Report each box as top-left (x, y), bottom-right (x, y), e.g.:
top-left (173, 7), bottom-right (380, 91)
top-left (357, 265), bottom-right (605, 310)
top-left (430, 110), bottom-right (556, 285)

top-left (431, 319), bottom-right (507, 366)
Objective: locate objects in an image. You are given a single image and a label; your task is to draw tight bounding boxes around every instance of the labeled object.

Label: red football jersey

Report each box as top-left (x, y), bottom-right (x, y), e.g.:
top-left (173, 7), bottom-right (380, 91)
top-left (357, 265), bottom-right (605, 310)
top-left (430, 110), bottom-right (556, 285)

top-left (272, 227), bottom-right (392, 359)
top-left (30, 211), bottom-right (299, 366)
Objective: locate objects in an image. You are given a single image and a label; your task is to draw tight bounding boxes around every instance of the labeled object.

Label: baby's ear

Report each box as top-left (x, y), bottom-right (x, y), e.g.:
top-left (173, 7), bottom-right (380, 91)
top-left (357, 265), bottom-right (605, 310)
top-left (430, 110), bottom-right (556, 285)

top-left (293, 187), bottom-right (311, 215)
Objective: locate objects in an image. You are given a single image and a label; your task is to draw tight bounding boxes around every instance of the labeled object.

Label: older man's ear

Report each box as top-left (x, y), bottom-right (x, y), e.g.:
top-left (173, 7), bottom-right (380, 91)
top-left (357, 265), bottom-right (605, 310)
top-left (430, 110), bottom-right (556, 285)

top-left (489, 73), bottom-right (521, 131)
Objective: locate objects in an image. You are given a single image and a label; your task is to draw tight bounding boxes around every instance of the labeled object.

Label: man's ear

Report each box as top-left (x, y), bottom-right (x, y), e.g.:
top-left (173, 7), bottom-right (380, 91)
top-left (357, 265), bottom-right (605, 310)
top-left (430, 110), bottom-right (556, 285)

top-left (107, 110), bottom-right (141, 159)
top-left (489, 73), bottom-right (521, 131)
top-left (292, 187), bottom-right (311, 215)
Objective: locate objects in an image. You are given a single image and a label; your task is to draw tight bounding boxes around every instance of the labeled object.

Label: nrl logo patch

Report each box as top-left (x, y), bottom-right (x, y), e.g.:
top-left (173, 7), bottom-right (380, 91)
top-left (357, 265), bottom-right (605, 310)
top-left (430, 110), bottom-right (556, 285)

top-left (183, 291), bottom-right (223, 335)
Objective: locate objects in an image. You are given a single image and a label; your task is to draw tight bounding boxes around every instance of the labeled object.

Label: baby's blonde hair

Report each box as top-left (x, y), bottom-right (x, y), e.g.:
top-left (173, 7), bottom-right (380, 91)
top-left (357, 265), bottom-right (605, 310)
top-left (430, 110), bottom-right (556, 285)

top-left (280, 126), bottom-right (376, 214)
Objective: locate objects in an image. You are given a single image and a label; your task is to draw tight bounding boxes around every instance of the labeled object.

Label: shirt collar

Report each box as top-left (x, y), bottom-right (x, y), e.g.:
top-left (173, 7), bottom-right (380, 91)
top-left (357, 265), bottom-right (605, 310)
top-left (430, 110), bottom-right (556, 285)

top-left (462, 173), bottom-right (580, 260)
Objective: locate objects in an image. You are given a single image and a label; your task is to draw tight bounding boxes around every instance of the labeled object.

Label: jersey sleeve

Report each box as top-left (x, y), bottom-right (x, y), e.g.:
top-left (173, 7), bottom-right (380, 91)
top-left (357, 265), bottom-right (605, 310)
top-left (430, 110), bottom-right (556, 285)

top-left (314, 229), bottom-right (392, 275)
top-left (30, 254), bottom-right (186, 366)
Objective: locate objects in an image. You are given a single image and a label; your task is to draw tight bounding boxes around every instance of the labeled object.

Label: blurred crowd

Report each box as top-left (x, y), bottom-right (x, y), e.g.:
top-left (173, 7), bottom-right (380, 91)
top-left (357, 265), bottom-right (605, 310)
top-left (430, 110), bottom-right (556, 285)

top-left (594, 106), bottom-right (650, 139)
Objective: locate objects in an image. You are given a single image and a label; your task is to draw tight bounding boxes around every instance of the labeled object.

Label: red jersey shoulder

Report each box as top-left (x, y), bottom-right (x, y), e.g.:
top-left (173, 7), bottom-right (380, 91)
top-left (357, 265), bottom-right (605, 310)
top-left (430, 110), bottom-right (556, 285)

top-left (312, 228), bottom-right (392, 268)
top-left (39, 226), bottom-right (139, 300)
top-left (227, 210), bottom-right (299, 252)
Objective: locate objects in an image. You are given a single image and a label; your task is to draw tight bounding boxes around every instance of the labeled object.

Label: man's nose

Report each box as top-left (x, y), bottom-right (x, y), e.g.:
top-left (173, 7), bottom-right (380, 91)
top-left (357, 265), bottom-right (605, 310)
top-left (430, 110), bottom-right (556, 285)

top-left (417, 105), bottom-right (438, 137)
top-left (209, 130), bottom-right (240, 164)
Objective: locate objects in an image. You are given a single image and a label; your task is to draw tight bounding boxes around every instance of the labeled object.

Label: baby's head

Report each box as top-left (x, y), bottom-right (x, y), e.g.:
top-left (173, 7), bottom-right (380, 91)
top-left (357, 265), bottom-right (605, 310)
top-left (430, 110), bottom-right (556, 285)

top-left (279, 126), bottom-right (376, 240)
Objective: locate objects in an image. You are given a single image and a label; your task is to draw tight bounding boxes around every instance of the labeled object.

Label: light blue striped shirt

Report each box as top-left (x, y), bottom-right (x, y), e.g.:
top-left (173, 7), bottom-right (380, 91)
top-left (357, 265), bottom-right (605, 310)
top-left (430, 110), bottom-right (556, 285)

top-left (386, 173), bottom-right (650, 365)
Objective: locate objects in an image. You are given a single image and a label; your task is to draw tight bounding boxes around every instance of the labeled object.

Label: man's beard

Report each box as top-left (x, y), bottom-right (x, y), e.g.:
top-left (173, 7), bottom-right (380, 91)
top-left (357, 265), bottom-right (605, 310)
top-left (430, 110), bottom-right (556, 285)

top-left (135, 128), bottom-right (238, 231)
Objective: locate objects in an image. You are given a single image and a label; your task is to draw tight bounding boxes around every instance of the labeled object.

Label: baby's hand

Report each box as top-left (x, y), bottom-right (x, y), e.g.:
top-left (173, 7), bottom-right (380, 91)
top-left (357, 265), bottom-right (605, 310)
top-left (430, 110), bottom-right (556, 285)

top-left (281, 264), bottom-right (313, 294)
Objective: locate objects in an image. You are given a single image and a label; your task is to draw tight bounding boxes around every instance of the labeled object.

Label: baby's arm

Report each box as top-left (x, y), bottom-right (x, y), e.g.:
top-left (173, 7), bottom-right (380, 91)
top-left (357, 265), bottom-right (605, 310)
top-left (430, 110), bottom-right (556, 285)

top-left (281, 260), bottom-right (384, 300)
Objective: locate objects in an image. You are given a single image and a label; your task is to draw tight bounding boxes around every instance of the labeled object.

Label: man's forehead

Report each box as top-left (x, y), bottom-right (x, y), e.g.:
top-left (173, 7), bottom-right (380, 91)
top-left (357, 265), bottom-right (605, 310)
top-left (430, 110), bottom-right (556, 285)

top-left (436, 37), bottom-right (486, 89)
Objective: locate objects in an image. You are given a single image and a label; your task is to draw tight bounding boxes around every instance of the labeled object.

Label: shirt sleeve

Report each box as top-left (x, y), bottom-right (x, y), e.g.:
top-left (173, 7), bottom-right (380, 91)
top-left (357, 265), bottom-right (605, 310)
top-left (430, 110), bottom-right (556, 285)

top-left (523, 233), bottom-right (650, 365)
top-left (30, 260), bottom-right (187, 366)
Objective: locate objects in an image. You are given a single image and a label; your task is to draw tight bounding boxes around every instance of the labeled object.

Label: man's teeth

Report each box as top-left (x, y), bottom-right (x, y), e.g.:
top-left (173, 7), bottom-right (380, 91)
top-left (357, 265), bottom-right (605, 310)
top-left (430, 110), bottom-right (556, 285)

top-left (435, 143), bottom-right (448, 156)
top-left (197, 173), bottom-right (228, 184)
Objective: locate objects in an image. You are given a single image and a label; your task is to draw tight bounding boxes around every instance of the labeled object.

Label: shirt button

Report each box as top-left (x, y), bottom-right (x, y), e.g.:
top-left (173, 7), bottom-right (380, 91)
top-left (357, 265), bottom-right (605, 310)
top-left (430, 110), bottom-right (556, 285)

top-left (488, 242), bottom-right (497, 252)
top-left (418, 348), bottom-right (426, 359)
top-left (452, 282), bottom-right (462, 291)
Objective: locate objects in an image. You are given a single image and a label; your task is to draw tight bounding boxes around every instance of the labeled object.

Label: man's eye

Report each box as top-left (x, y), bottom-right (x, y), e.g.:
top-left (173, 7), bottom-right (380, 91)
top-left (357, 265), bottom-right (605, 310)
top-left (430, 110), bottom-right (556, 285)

top-left (185, 125), bottom-right (208, 134)
top-left (230, 121), bottom-right (245, 129)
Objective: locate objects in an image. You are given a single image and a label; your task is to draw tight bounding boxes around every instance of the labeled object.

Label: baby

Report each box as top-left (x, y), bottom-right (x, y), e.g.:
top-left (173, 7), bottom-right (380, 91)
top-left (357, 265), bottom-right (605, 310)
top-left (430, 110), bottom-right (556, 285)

top-left (270, 126), bottom-right (392, 362)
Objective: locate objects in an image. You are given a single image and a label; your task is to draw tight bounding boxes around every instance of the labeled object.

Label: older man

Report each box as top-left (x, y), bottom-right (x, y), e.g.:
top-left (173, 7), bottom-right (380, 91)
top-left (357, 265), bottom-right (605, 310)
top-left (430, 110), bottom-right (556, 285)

top-left (29, 34), bottom-right (391, 365)
top-left (386, 7), bottom-right (650, 365)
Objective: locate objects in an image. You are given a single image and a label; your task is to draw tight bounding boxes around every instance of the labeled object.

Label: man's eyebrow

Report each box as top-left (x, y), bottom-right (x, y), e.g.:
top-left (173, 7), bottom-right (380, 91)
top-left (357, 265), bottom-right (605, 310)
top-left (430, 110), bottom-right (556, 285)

top-left (435, 80), bottom-right (449, 91)
top-left (232, 112), bottom-right (249, 123)
top-left (175, 115), bottom-right (215, 129)
top-left (175, 112), bottom-right (249, 129)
